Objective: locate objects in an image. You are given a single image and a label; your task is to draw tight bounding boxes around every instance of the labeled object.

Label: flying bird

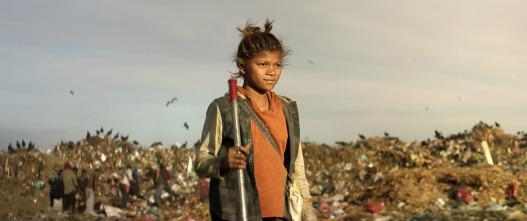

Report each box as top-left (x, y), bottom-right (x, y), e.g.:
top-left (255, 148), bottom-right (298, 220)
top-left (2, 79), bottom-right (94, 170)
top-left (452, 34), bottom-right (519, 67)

top-left (166, 97), bottom-right (178, 107)
top-left (70, 90), bottom-right (74, 95)
top-left (184, 122), bottom-right (189, 130)
top-left (308, 60), bottom-right (314, 64)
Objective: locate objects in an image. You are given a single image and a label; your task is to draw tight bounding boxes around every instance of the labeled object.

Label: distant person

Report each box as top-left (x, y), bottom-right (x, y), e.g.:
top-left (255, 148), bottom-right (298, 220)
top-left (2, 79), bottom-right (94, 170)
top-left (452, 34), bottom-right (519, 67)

top-left (84, 168), bottom-right (100, 215)
top-left (130, 167), bottom-right (145, 198)
top-left (119, 165), bottom-right (133, 209)
top-left (194, 19), bottom-right (316, 220)
top-left (78, 169), bottom-right (88, 211)
top-left (72, 166), bottom-right (80, 213)
top-left (60, 162), bottom-right (78, 213)
top-left (48, 170), bottom-right (63, 210)
top-left (195, 177), bottom-right (209, 202)
top-left (153, 163), bottom-right (176, 208)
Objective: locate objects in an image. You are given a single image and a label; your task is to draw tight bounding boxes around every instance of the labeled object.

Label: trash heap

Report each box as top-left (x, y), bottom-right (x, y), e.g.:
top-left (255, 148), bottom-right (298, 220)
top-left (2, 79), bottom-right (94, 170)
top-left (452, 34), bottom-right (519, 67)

top-left (305, 121), bottom-right (527, 220)
top-left (0, 130), bottom-right (209, 220)
top-left (1, 121), bottom-right (527, 220)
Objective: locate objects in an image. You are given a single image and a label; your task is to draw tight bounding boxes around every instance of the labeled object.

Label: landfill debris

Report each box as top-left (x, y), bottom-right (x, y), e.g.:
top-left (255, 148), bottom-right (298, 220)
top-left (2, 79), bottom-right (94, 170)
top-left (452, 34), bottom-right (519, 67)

top-left (1, 121), bottom-right (527, 220)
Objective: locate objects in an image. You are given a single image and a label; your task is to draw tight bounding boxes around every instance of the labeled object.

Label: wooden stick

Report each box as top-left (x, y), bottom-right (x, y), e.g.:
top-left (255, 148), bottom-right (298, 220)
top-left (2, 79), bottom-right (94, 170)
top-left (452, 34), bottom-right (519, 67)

top-left (481, 141), bottom-right (494, 165)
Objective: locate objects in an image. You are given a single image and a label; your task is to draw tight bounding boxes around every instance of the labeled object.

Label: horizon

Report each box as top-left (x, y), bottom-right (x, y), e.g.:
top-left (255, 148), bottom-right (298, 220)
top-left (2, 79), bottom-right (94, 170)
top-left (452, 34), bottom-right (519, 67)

top-left (0, 120), bottom-right (515, 151)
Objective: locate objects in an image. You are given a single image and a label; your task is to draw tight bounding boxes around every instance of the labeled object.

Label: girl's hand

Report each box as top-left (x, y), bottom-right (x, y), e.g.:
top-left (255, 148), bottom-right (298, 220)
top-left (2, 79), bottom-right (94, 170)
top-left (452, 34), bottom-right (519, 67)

top-left (221, 143), bottom-right (250, 172)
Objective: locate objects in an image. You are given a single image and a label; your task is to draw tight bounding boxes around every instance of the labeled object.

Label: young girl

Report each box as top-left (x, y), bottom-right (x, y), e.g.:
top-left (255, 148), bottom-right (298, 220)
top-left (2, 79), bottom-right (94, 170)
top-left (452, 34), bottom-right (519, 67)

top-left (194, 19), bottom-right (316, 221)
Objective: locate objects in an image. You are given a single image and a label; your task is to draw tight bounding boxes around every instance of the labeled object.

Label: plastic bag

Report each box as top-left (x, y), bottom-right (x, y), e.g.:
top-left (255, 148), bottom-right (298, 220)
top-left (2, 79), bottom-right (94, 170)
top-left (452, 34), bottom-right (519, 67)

top-left (287, 180), bottom-right (303, 221)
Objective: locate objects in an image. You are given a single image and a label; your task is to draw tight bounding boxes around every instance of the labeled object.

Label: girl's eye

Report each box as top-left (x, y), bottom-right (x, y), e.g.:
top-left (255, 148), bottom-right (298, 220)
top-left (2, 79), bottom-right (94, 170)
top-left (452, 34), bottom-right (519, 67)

top-left (275, 64), bottom-right (282, 68)
top-left (258, 63), bottom-right (267, 67)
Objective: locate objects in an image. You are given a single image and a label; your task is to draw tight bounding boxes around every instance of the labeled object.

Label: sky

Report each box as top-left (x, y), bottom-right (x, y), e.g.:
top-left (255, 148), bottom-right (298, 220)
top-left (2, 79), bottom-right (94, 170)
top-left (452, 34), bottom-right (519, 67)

top-left (1, 1), bottom-right (527, 150)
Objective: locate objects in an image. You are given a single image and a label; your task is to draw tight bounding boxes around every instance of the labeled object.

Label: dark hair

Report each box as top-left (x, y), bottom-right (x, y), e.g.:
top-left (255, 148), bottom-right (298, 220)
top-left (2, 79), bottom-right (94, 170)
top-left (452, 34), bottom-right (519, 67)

top-left (233, 19), bottom-right (290, 78)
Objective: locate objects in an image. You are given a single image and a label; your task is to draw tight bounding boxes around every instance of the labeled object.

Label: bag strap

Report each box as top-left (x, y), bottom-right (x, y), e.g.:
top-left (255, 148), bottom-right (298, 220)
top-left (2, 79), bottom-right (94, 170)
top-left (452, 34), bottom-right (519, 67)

top-left (238, 100), bottom-right (279, 154)
top-left (238, 100), bottom-right (293, 181)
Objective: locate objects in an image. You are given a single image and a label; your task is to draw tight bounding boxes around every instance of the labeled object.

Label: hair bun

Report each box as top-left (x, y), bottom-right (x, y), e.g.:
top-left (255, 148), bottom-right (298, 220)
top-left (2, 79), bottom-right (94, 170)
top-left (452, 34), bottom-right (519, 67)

top-left (237, 19), bottom-right (273, 37)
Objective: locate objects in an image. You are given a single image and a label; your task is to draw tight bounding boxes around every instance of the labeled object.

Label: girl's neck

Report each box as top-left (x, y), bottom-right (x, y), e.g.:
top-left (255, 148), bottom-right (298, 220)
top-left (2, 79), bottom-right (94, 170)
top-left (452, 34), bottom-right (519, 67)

top-left (243, 86), bottom-right (269, 111)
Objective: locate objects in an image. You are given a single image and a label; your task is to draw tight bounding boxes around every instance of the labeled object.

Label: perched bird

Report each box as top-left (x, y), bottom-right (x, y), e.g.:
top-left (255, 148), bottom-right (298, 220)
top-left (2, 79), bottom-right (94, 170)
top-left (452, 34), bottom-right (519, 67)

top-left (495, 121), bottom-right (501, 128)
top-left (151, 141), bottom-right (162, 147)
top-left (27, 142), bottom-right (34, 152)
top-left (70, 90), bottom-right (74, 95)
top-left (181, 141), bottom-right (188, 148)
top-left (133, 140), bottom-right (139, 146)
top-left (86, 131), bottom-right (91, 139)
top-left (184, 122), bottom-right (189, 130)
top-left (21, 140), bottom-right (26, 148)
top-left (166, 97), bottom-right (178, 107)
top-left (8, 143), bottom-right (15, 153)
top-left (358, 134), bottom-right (366, 140)
top-left (106, 129), bottom-right (113, 136)
top-left (16, 141), bottom-right (21, 149)
top-left (113, 132), bottom-right (120, 140)
top-left (384, 132), bottom-right (390, 137)
top-left (100, 127), bottom-right (104, 134)
top-left (335, 141), bottom-right (348, 146)
top-left (121, 134), bottom-right (129, 142)
top-left (435, 130), bottom-right (444, 140)
top-left (193, 140), bottom-right (202, 148)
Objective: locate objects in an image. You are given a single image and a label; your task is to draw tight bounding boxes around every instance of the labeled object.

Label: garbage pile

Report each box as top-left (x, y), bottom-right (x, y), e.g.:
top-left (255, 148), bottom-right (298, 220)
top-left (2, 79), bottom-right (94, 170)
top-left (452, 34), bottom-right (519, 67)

top-left (305, 121), bottom-right (527, 220)
top-left (1, 121), bottom-right (527, 220)
top-left (0, 129), bottom-right (209, 220)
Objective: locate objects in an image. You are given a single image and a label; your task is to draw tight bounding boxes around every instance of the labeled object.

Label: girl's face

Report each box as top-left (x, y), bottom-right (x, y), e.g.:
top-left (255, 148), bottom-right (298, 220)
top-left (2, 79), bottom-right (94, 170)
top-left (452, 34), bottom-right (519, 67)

top-left (239, 51), bottom-right (282, 94)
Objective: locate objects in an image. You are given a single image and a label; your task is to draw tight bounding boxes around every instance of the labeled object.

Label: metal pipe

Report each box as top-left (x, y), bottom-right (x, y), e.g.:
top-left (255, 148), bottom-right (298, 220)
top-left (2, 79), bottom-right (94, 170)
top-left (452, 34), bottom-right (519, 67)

top-left (228, 78), bottom-right (248, 221)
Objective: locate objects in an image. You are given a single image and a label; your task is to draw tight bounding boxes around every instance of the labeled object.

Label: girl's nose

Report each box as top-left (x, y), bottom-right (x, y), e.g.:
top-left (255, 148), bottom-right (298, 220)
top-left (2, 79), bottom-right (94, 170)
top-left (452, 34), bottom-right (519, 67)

top-left (267, 67), bottom-right (276, 75)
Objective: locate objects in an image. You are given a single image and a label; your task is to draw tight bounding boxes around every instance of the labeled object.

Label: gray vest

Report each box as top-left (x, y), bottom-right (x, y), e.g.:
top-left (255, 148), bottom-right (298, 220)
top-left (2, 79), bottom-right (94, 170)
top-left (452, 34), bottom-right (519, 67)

top-left (209, 94), bottom-right (301, 220)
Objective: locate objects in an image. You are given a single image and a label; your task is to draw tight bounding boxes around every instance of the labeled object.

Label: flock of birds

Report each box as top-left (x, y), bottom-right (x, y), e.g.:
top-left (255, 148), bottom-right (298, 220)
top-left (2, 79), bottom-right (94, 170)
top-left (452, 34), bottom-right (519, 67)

top-left (7, 140), bottom-right (36, 153)
top-left (85, 126), bottom-right (138, 145)
top-left (68, 91), bottom-right (190, 139)
top-left (355, 121), bottom-right (503, 143)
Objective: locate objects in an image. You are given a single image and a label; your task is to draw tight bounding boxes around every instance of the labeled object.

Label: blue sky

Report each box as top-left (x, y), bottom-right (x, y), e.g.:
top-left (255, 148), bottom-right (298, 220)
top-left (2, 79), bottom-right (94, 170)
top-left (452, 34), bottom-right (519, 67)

top-left (2, 1), bottom-right (527, 150)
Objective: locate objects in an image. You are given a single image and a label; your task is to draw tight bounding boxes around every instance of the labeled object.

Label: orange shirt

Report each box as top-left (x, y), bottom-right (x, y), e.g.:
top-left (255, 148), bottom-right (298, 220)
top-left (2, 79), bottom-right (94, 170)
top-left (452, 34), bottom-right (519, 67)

top-left (238, 87), bottom-right (288, 218)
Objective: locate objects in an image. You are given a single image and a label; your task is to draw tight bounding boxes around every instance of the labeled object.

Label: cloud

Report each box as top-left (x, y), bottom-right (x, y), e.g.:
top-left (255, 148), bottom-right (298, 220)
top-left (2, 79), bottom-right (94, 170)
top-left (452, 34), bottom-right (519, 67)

top-left (2, 1), bottom-right (527, 148)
